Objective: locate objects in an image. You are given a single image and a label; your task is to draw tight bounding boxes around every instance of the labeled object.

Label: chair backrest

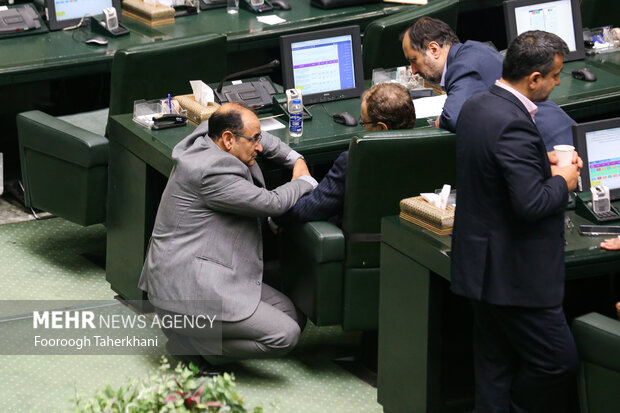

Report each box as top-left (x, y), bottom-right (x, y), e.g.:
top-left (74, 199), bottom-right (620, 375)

top-left (362, 0), bottom-right (460, 79)
top-left (572, 312), bottom-right (620, 413)
top-left (342, 128), bottom-right (456, 268)
top-left (108, 33), bottom-right (228, 117)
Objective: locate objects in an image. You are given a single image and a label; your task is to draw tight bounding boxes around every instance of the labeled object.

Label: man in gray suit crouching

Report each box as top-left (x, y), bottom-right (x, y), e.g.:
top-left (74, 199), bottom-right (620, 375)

top-left (139, 103), bottom-right (317, 367)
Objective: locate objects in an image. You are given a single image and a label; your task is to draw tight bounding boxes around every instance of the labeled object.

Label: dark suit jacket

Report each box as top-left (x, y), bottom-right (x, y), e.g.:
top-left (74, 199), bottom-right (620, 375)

top-left (450, 85), bottom-right (569, 308)
top-left (441, 41), bottom-right (574, 151)
top-left (274, 150), bottom-right (348, 227)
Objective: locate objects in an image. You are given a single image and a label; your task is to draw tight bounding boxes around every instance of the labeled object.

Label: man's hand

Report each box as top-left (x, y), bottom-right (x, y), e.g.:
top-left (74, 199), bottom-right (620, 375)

top-left (551, 163), bottom-right (580, 191)
top-left (601, 237), bottom-right (620, 250)
top-left (434, 116), bottom-right (440, 128)
top-left (550, 151), bottom-right (583, 191)
top-left (292, 157), bottom-right (311, 181)
top-left (548, 150), bottom-right (582, 168)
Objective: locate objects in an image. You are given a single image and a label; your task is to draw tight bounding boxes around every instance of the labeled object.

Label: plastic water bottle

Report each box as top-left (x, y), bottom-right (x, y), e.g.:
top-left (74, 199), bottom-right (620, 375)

top-left (289, 98), bottom-right (303, 137)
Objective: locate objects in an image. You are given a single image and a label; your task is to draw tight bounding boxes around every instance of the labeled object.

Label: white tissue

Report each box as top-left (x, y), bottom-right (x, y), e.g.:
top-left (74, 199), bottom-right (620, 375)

top-left (439, 184), bottom-right (451, 211)
top-left (190, 80), bottom-right (215, 106)
top-left (421, 184), bottom-right (451, 210)
top-left (421, 193), bottom-right (441, 208)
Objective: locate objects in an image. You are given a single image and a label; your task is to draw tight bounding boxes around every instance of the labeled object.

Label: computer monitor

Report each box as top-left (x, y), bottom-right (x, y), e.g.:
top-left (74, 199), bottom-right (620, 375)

top-left (503, 0), bottom-right (585, 61)
top-left (45, 0), bottom-right (122, 31)
top-left (573, 117), bottom-right (620, 201)
top-left (279, 25), bottom-right (364, 105)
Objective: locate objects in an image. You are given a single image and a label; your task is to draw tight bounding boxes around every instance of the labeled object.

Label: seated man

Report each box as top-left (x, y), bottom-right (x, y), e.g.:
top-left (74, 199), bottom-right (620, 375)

top-left (273, 82), bottom-right (416, 227)
top-left (139, 103), bottom-right (318, 367)
top-left (401, 16), bottom-right (575, 151)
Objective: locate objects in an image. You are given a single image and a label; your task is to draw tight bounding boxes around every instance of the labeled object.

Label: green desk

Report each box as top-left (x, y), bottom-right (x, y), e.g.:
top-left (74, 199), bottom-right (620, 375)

top-left (1, 1), bottom-right (410, 86)
top-left (378, 214), bottom-right (620, 413)
top-left (553, 52), bottom-right (620, 122)
top-left (1, 1), bottom-right (413, 179)
top-left (105, 97), bottom-right (370, 302)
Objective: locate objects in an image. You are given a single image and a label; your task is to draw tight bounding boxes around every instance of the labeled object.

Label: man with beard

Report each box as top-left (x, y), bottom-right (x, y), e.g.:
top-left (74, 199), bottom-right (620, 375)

top-left (451, 31), bottom-right (582, 412)
top-left (401, 17), bottom-right (574, 151)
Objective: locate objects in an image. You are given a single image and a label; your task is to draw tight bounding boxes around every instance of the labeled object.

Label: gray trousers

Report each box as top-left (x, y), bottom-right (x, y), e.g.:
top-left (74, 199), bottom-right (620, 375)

top-left (159, 283), bottom-right (305, 365)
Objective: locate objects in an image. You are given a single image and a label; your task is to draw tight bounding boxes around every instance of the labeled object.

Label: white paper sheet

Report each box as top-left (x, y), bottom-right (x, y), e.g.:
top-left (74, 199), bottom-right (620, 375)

top-left (413, 94), bottom-right (447, 119)
top-left (260, 117), bottom-right (286, 131)
top-left (257, 15), bottom-right (286, 25)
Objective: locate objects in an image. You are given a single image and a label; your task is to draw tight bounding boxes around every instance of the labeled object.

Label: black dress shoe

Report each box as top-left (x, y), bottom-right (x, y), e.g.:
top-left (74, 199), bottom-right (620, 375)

top-left (165, 334), bottom-right (222, 376)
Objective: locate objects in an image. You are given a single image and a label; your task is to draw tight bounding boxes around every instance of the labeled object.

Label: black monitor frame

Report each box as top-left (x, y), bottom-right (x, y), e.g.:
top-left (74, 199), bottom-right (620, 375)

top-left (45, 0), bottom-right (122, 31)
top-left (279, 25), bottom-right (364, 105)
top-left (503, 0), bottom-right (585, 62)
top-left (573, 117), bottom-right (620, 200)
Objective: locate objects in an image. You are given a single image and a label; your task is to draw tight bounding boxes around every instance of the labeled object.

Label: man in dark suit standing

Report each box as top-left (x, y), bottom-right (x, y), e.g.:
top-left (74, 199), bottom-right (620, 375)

top-left (401, 17), bottom-right (574, 151)
top-left (451, 31), bottom-right (582, 412)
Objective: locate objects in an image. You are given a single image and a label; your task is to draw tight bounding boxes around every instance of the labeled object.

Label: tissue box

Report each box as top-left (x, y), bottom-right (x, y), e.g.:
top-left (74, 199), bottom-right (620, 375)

top-left (174, 94), bottom-right (220, 125)
top-left (399, 196), bottom-right (454, 235)
top-left (122, 0), bottom-right (175, 26)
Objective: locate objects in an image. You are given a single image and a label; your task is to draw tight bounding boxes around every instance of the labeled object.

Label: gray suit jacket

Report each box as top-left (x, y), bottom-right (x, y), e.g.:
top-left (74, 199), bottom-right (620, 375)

top-left (139, 122), bottom-right (314, 321)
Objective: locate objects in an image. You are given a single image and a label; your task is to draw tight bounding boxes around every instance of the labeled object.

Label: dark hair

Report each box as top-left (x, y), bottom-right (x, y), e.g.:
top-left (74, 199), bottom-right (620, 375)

top-left (207, 102), bottom-right (253, 140)
top-left (400, 17), bottom-right (459, 52)
top-left (502, 30), bottom-right (569, 81)
top-left (362, 83), bottom-right (416, 130)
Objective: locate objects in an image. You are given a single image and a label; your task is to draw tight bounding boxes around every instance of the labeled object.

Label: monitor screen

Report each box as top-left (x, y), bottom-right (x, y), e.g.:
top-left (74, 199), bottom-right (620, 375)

top-left (280, 26), bottom-right (364, 105)
top-left (46, 0), bottom-right (121, 31)
top-left (573, 117), bottom-right (620, 201)
top-left (503, 0), bottom-right (585, 61)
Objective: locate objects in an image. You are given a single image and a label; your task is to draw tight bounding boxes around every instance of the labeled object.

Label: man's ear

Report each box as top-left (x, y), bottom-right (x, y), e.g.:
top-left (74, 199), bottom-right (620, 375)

top-left (528, 71), bottom-right (543, 91)
top-left (427, 41), bottom-right (442, 59)
top-left (377, 121), bottom-right (389, 131)
top-left (220, 131), bottom-right (235, 151)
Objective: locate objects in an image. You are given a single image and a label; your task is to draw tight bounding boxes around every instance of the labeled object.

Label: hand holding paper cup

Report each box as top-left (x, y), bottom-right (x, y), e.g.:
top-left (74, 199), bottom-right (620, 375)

top-left (554, 144), bottom-right (575, 167)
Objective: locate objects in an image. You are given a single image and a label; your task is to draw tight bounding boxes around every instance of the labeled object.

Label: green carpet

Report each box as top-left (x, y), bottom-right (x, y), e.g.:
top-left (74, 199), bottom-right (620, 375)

top-left (0, 218), bottom-right (382, 412)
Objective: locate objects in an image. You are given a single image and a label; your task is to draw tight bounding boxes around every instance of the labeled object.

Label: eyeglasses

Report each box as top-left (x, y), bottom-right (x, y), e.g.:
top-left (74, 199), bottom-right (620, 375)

top-left (233, 132), bottom-right (262, 145)
top-left (358, 118), bottom-right (377, 127)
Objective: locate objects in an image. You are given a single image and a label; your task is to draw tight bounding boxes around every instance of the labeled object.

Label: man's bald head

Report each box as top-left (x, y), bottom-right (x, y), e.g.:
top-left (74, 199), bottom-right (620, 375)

top-left (208, 102), bottom-right (257, 141)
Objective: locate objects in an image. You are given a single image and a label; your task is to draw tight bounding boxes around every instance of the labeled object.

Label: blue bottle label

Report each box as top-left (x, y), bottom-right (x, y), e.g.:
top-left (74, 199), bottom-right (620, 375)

top-left (289, 113), bottom-right (303, 133)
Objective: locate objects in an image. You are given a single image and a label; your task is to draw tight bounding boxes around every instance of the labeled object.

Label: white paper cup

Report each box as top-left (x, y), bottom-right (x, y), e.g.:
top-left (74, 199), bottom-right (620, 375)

top-left (554, 144), bottom-right (574, 167)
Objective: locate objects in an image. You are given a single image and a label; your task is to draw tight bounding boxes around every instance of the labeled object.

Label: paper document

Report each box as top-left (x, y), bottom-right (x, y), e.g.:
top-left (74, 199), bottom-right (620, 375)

top-left (257, 15), bottom-right (286, 25)
top-left (413, 94), bottom-right (447, 119)
top-left (260, 117), bottom-right (286, 131)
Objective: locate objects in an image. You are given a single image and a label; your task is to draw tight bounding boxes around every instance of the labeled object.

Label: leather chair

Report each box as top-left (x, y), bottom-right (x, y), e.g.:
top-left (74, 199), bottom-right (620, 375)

top-left (17, 34), bottom-right (227, 226)
top-left (362, 0), bottom-right (460, 80)
top-left (280, 128), bottom-right (456, 330)
top-left (572, 312), bottom-right (620, 413)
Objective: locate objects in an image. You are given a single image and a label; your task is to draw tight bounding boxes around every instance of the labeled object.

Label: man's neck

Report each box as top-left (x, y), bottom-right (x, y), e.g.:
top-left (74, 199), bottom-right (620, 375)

top-left (498, 78), bottom-right (533, 100)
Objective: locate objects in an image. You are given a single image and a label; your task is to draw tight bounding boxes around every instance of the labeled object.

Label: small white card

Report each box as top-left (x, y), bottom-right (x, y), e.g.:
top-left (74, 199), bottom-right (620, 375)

top-left (260, 117), bottom-right (286, 131)
top-left (257, 15), bottom-right (286, 25)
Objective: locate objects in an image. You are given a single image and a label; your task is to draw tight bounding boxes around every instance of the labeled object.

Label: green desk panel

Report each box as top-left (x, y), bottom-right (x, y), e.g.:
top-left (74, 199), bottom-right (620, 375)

top-left (122, 1), bottom-right (409, 48)
top-left (378, 214), bottom-right (620, 413)
top-left (550, 54), bottom-right (620, 122)
top-left (0, 30), bottom-right (152, 86)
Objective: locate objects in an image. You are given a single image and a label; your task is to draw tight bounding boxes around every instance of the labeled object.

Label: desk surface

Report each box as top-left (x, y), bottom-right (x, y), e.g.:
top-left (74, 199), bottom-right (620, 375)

top-left (382, 211), bottom-right (620, 281)
top-left (0, 0), bottom-right (410, 85)
top-left (108, 95), bottom-right (370, 177)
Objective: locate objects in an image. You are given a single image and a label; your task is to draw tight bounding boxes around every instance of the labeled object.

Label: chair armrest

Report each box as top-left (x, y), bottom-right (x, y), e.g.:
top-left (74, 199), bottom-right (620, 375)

top-left (17, 110), bottom-right (109, 168)
top-left (573, 312), bottom-right (620, 372)
top-left (284, 221), bottom-right (345, 263)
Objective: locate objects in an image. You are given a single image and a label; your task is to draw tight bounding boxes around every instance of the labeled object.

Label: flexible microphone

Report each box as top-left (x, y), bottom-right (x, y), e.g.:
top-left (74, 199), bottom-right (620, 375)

top-left (216, 59), bottom-right (280, 93)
